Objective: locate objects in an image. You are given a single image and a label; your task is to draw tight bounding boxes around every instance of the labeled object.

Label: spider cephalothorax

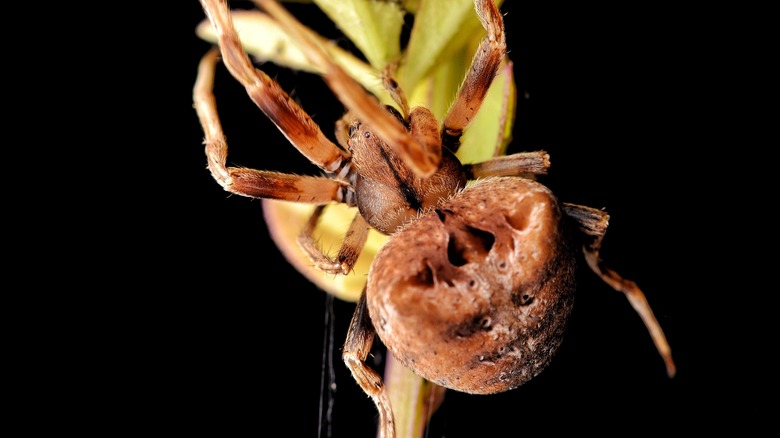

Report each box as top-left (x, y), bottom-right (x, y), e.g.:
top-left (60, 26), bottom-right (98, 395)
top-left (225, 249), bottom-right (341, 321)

top-left (194, 1), bottom-right (675, 437)
top-left (343, 106), bottom-right (468, 235)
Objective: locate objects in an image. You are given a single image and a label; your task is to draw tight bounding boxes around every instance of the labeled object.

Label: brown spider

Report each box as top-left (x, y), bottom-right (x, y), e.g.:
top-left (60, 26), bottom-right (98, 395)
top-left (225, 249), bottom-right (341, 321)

top-left (194, 1), bottom-right (675, 437)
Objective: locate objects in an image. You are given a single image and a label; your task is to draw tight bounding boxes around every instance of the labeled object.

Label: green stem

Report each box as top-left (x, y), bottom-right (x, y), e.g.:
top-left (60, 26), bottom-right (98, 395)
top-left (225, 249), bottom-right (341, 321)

top-left (383, 353), bottom-right (447, 438)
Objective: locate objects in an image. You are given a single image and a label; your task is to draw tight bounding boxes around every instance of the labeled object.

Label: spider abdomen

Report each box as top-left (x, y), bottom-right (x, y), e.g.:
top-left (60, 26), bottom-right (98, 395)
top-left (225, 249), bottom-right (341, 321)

top-left (367, 177), bottom-right (577, 394)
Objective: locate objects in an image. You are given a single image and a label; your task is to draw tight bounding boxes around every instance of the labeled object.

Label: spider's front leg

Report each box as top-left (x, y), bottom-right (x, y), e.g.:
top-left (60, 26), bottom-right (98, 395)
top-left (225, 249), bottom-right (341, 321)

top-left (197, 0), bottom-right (357, 193)
top-left (442, 0), bottom-right (507, 152)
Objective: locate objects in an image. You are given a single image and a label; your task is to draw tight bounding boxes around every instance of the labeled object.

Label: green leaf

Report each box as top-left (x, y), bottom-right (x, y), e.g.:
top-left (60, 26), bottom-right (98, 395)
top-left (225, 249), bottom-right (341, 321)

top-left (313, 0), bottom-right (405, 69)
top-left (406, 46), bottom-right (469, 121)
top-left (399, 0), bottom-right (472, 92)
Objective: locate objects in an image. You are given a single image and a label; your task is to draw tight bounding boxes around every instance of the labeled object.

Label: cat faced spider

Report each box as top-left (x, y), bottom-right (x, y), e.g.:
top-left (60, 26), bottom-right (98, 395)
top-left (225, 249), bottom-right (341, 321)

top-left (194, 1), bottom-right (675, 437)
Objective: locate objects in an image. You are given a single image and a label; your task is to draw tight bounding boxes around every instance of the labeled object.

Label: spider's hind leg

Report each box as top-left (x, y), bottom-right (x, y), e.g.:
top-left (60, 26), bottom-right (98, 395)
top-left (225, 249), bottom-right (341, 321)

top-left (463, 151), bottom-right (552, 179)
top-left (562, 203), bottom-right (677, 378)
top-left (343, 290), bottom-right (395, 438)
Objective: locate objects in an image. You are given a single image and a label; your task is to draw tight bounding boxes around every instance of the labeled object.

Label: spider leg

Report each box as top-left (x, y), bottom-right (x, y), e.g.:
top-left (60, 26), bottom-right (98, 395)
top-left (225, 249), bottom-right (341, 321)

top-left (343, 290), bottom-right (396, 438)
top-left (198, 0), bottom-right (352, 177)
top-left (298, 206), bottom-right (370, 275)
top-left (252, 0), bottom-right (440, 178)
top-left (381, 62), bottom-right (410, 118)
top-left (194, 47), bottom-right (349, 203)
top-left (442, 0), bottom-right (507, 153)
top-left (562, 203), bottom-right (677, 378)
top-left (464, 150), bottom-right (551, 179)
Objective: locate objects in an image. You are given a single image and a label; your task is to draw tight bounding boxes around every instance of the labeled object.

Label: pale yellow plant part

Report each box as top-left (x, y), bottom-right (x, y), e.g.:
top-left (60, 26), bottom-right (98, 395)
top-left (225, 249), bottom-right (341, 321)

top-left (195, 10), bottom-right (395, 103)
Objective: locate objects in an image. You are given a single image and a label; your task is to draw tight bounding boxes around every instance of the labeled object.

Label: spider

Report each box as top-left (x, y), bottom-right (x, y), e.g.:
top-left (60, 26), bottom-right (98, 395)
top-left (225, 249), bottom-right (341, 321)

top-left (194, 1), bottom-right (676, 437)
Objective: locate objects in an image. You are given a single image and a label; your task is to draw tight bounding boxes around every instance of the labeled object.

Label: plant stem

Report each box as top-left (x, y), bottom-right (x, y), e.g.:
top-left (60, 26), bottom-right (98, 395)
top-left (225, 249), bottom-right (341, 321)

top-left (383, 352), bottom-right (447, 438)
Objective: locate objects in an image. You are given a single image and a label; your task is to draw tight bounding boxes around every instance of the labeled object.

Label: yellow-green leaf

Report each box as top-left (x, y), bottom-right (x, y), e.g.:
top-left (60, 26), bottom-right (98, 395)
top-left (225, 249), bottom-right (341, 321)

top-left (458, 60), bottom-right (516, 163)
top-left (399, 0), bottom-right (502, 93)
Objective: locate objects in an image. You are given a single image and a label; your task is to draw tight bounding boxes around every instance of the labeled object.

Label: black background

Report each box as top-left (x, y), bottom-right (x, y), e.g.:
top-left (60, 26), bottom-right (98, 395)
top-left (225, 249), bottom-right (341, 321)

top-left (172, 1), bottom-right (764, 436)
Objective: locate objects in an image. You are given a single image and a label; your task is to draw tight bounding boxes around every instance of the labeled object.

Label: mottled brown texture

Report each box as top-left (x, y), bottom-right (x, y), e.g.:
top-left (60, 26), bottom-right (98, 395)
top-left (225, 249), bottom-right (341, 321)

top-left (367, 177), bottom-right (576, 394)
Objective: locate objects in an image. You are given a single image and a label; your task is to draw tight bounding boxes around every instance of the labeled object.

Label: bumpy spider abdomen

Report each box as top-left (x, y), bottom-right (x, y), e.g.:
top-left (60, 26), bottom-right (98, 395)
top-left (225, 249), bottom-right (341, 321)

top-left (367, 177), bottom-right (577, 394)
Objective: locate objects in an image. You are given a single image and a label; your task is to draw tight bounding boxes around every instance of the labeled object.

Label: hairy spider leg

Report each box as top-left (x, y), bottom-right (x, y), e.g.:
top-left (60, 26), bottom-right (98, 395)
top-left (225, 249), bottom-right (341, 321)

top-left (194, 46), bottom-right (350, 203)
top-left (297, 205), bottom-right (370, 276)
top-left (441, 0), bottom-right (506, 153)
top-left (342, 290), bottom-right (395, 438)
top-left (562, 203), bottom-right (676, 378)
